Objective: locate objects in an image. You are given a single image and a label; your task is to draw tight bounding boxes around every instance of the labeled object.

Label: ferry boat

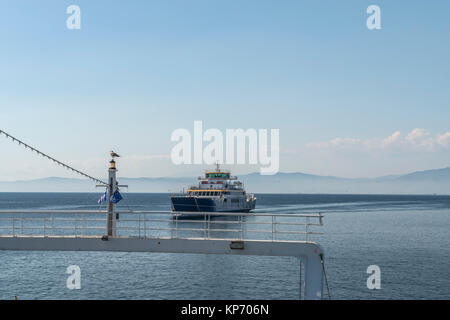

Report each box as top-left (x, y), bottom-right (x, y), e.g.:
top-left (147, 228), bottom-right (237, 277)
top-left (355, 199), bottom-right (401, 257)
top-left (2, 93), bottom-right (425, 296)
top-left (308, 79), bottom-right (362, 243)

top-left (170, 164), bottom-right (256, 215)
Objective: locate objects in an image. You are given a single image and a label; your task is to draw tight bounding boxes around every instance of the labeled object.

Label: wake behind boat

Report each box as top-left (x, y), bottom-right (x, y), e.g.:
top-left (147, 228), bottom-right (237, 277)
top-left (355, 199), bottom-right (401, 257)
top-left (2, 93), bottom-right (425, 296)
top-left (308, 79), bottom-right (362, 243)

top-left (170, 164), bottom-right (256, 216)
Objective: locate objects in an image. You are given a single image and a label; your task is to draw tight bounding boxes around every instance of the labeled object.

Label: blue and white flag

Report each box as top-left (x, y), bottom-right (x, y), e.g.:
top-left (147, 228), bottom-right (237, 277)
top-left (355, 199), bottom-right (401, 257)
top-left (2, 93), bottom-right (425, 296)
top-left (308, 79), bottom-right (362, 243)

top-left (110, 190), bottom-right (123, 204)
top-left (97, 191), bottom-right (107, 204)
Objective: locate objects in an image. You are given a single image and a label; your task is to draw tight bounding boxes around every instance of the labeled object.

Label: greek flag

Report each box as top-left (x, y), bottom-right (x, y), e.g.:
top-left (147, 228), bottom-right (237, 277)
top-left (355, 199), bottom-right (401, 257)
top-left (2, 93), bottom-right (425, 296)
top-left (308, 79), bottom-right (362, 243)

top-left (97, 191), bottom-right (107, 204)
top-left (110, 190), bottom-right (123, 204)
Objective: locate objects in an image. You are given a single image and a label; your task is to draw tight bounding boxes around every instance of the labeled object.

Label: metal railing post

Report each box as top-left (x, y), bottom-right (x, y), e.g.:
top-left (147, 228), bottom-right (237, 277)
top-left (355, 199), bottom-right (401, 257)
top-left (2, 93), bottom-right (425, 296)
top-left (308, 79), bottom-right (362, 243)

top-left (138, 214), bottom-right (141, 238)
top-left (272, 216), bottom-right (274, 241)
top-left (143, 213), bottom-right (146, 238)
top-left (175, 214), bottom-right (178, 239)
top-left (306, 217), bottom-right (310, 242)
top-left (240, 215), bottom-right (243, 240)
top-left (207, 214), bottom-right (211, 239)
top-left (204, 213), bottom-right (207, 239)
top-left (274, 216), bottom-right (277, 241)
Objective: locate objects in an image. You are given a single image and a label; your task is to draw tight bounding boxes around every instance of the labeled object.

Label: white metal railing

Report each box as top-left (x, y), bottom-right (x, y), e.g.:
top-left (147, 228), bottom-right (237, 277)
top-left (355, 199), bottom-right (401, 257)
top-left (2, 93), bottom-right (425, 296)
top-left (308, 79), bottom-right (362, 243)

top-left (0, 210), bottom-right (323, 242)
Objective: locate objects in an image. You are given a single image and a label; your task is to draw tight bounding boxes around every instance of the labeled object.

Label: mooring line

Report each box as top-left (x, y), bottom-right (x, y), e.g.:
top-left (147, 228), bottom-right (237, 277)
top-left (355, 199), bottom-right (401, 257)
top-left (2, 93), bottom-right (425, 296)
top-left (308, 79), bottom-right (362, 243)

top-left (0, 129), bottom-right (107, 185)
top-left (319, 253), bottom-right (332, 299)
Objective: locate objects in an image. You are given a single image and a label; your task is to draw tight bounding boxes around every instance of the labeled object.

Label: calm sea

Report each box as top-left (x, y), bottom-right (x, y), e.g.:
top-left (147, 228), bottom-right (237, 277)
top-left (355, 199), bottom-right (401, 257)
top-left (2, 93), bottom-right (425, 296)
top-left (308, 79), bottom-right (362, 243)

top-left (0, 193), bottom-right (449, 300)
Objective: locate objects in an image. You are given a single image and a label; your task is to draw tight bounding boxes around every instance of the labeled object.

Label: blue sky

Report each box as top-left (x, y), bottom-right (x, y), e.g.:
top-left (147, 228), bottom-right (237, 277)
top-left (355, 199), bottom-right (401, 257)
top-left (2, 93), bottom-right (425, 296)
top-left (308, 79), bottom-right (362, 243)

top-left (1, 0), bottom-right (450, 180)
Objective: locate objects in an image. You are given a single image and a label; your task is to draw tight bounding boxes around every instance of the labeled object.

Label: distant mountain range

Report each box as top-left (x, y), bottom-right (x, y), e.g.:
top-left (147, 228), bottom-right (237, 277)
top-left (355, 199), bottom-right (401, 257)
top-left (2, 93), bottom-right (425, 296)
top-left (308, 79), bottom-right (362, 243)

top-left (1, 167), bottom-right (450, 194)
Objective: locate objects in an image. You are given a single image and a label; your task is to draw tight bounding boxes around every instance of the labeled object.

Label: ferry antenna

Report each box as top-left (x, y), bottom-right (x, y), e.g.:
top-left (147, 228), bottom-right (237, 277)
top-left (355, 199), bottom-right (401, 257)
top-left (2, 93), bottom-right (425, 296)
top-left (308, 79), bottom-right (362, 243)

top-left (0, 129), bottom-right (108, 185)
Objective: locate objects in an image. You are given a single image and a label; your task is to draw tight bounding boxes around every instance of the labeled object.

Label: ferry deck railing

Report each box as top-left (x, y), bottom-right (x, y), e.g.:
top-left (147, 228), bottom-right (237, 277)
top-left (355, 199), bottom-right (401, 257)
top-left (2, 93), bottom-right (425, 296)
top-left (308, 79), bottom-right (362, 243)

top-left (0, 210), bottom-right (323, 242)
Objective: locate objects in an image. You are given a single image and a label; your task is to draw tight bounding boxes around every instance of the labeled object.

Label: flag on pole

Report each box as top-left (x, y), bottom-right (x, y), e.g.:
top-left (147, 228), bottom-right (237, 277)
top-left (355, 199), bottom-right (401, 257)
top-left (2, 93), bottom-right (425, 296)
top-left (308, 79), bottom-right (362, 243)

top-left (110, 190), bottom-right (123, 204)
top-left (97, 191), bottom-right (107, 204)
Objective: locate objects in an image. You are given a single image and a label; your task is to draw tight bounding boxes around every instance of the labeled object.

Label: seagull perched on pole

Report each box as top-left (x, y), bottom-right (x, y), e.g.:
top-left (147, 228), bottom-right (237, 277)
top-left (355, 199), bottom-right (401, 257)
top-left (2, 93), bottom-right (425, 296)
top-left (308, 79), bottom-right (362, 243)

top-left (110, 151), bottom-right (120, 159)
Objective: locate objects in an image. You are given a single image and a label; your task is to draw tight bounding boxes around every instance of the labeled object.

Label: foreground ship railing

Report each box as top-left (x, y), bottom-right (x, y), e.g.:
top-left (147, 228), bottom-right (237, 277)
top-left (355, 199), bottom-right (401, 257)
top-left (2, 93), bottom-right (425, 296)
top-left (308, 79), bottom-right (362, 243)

top-left (0, 210), bottom-right (323, 242)
top-left (0, 210), bottom-right (326, 299)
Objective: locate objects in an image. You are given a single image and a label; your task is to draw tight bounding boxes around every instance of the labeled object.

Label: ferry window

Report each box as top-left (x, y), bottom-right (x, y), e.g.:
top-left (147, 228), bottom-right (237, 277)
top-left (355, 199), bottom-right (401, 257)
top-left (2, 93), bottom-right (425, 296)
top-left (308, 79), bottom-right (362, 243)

top-left (207, 173), bottom-right (229, 179)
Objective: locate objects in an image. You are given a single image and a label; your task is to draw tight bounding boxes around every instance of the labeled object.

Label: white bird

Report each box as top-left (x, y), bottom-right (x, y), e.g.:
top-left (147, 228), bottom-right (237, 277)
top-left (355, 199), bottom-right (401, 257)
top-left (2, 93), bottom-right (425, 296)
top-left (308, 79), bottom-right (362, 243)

top-left (110, 151), bottom-right (120, 158)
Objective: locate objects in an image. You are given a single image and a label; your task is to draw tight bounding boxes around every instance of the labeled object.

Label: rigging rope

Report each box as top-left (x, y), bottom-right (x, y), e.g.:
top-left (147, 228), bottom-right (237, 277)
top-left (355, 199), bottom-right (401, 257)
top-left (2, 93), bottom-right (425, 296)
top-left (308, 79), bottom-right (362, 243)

top-left (319, 253), bottom-right (332, 300)
top-left (0, 129), bottom-right (108, 186)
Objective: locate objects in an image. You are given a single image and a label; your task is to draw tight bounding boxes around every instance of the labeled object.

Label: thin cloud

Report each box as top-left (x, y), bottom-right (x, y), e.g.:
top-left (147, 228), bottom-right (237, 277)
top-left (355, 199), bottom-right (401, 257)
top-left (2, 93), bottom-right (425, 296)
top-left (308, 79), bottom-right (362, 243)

top-left (306, 138), bottom-right (360, 149)
top-left (307, 129), bottom-right (450, 152)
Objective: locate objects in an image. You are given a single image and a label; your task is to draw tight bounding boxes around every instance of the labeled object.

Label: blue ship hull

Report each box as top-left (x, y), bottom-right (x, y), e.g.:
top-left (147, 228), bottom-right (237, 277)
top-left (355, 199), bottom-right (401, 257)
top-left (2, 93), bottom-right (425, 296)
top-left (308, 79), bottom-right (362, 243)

top-left (170, 196), bottom-right (253, 213)
top-left (171, 196), bottom-right (216, 212)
